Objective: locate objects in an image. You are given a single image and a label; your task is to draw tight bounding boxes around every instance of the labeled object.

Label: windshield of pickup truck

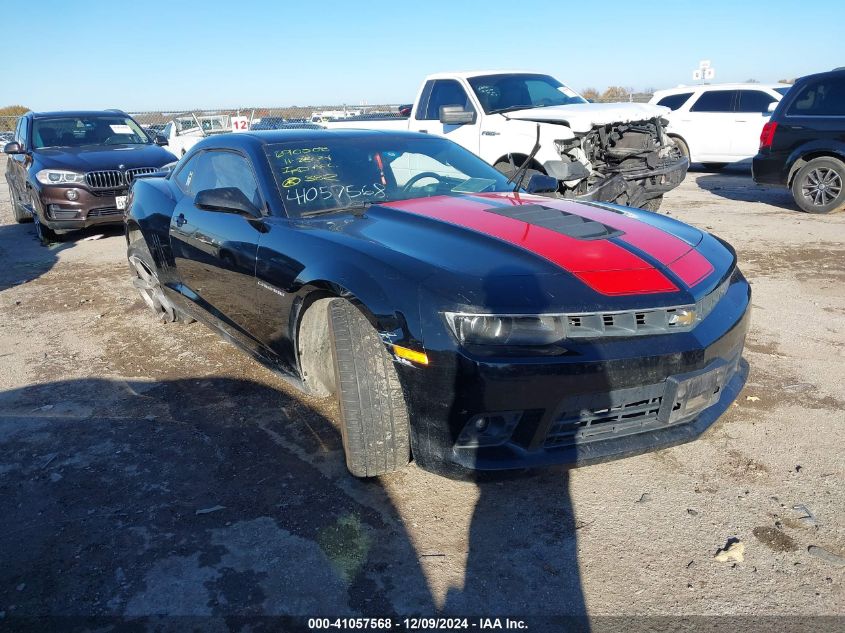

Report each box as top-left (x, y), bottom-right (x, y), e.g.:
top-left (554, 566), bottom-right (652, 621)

top-left (266, 135), bottom-right (514, 217)
top-left (32, 115), bottom-right (151, 149)
top-left (468, 74), bottom-right (588, 114)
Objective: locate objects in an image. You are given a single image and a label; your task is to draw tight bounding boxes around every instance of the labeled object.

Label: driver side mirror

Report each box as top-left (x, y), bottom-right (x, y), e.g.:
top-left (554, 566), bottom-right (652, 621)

top-left (439, 105), bottom-right (476, 126)
top-left (525, 173), bottom-right (559, 194)
top-left (3, 142), bottom-right (23, 155)
top-left (154, 134), bottom-right (168, 146)
top-left (766, 101), bottom-right (777, 113)
top-left (195, 187), bottom-right (261, 218)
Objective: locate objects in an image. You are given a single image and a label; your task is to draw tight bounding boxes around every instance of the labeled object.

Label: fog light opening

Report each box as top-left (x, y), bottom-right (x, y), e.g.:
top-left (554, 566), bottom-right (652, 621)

top-left (456, 412), bottom-right (522, 448)
top-left (65, 189), bottom-right (79, 201)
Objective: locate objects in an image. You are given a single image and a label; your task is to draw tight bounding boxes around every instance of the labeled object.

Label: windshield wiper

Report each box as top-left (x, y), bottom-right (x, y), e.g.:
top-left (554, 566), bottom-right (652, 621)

top-left (507, 124), bottom-right (542, 193)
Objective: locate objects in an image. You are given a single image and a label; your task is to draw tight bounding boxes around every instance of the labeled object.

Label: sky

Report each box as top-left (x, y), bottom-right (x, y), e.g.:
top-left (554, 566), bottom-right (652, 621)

top-left (2, 0), bottom-right (842, 112)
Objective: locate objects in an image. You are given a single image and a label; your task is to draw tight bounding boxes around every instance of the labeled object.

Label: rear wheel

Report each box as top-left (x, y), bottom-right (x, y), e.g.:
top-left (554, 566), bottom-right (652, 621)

top-left (791, 157), bottom-right (845, 214)
top-left (128, 245), bottom-right (188, 323)
top-left (9, 185), bottom-right (31, 223)
top-left (328, 299), bottom-right (410, 477)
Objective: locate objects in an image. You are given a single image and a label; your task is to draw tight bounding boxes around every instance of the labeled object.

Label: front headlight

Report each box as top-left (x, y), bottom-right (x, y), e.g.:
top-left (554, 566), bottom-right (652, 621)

top-left (36, 170), bottom-right (86, 185)
top-left (444, 312), bottom-right (566, 346)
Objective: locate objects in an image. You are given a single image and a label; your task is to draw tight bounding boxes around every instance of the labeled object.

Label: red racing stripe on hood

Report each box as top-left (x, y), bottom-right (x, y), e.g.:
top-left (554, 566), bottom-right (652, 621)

top-left (383, 196), bottom-right (678, 296)
top-left (477, 193), bottom-right (714, 288)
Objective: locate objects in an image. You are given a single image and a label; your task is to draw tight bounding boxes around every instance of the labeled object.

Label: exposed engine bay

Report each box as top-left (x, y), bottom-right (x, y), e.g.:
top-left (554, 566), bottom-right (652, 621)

top-left (550, 118), bottom-right (688, 210)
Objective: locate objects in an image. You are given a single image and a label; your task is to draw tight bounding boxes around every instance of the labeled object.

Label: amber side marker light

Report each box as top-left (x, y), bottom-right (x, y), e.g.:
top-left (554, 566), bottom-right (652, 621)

top-left (392, 344), bottom-right (429, 365)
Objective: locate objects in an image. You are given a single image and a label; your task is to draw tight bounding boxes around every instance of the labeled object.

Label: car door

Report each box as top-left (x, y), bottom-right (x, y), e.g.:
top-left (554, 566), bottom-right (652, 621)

top-left (680, 90), bottom-right (738, 161)
top-left (733, 89), bottom-right (779, 159)
top-left (407, 79), bottom-right (480, 154)
top-left (169, 149), bottom-right (265, 347)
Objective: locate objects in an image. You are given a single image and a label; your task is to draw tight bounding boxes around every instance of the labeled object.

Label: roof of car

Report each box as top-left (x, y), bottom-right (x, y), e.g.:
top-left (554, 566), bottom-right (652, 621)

top-left (29, 110), bottom-right (129, 119)
top-left (241, 128), bottom-right (430, 144)
top-left (425, 70), bottom-right (550, 80)
top-left (652, 83), bottom-right (791, 96)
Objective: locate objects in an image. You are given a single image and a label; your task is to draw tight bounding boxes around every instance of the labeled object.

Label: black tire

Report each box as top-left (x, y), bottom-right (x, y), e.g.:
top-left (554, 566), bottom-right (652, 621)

top-left (702, 162), bottom-right (728, 171)
top-left (641, 195), bottom-right (663, 212)
top-left (127, 244), bottom-right (192, 323)
top-left (328, 299), bottom-right (411, 477)
top-left (671, 136), bottom-right (690, 161)
top-left (31, 195), bottom-right (60, 244)
top-left (494, 160), bottom-right (542, 184)
top-left (9, 185), bottom-right (31, 223)
top-left (791, 157), bottom-right (845, 214)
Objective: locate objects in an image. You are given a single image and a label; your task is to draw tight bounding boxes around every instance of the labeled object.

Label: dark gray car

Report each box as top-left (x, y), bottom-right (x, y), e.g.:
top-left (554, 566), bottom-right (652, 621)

top-left (4, 110), bottom-right (177, 242)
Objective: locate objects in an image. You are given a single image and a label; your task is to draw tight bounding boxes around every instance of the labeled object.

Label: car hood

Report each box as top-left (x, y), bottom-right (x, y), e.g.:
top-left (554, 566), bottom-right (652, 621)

top-left (33, 144), bottom-right (177, 171)
top-left (314, 193), bottom-right (734, 311)
top-left (503, 102), bottom-right (670, 133)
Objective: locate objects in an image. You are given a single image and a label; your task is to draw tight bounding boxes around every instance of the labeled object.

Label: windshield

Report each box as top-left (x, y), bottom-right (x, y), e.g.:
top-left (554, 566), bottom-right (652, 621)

top-left (265, 135), bottom-right (514, 217)
top-left (32, 115), bottom-right (150, 149)
top-left (468, 74), bottom-right (587, 114)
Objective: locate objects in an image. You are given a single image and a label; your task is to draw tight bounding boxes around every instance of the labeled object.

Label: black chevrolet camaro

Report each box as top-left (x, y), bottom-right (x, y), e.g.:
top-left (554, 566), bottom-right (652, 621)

top-left (125, 129), bottom-right (750, 478)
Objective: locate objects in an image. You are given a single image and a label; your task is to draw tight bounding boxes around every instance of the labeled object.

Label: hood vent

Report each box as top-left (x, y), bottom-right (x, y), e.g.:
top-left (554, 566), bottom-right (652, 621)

top-left (484, 204), bottom-right (623, 241)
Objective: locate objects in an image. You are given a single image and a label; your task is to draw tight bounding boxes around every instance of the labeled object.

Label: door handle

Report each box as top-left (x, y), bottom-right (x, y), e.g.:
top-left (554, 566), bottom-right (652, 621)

top-left (735, 119), bottom-right (748, 122)
top-left (175, 213), bottom-right (186, 227)
top-left (418, 129), bottom-right (428, 134)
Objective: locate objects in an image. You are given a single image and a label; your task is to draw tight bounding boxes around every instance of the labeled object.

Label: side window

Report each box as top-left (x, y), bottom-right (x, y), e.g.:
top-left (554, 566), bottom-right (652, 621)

top-left (656, 92), bottom-right (693, 111)
top-left (422, 80), bottom-right (474, 121)
top-left (736, 90), bottom-right (776, 113)
top-left (786, 77), bottom-right (845, 116)
top-left (19, 118), bottom-right (28, 147)
top-left (689, 90), bottom-right (737, 112)
top-left (173, 152), bottom-right (207, 196)
top-left (204, 151), bottom-right (262, 209)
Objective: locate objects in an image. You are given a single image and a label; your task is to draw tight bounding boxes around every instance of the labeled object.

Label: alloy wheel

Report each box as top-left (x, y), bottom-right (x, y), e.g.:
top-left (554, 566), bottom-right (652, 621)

top-left (129, 254), bottom-right (177, 322)
top-left (801, 167), bottom-right (842, 208)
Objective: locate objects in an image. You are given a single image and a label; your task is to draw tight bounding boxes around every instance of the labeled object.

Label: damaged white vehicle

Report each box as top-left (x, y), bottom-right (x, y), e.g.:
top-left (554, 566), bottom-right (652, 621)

top-left (325, 71), bottom-right (688, 210)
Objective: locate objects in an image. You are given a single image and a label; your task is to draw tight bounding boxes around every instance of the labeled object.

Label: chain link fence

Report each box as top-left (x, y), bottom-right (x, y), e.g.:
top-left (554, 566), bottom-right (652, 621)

top-left (0, 93), bottom-right (654, 142)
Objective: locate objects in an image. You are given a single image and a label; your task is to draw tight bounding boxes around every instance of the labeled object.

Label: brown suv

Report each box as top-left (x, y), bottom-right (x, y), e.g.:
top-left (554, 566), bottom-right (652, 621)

top-left (4, 110), bottom-right (177, 242)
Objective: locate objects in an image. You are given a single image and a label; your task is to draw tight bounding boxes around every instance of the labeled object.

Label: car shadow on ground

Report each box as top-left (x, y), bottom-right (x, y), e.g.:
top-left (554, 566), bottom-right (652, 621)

top-left (0, 375), bottom-right (588, 630)
top-left (690, 167), bottom-right (798, 212)
top-left (0, 222), bottom-right (124, 292)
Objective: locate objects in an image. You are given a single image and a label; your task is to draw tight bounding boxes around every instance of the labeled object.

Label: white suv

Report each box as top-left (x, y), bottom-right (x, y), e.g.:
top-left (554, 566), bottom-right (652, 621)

top-left (649, 83), bottom-right (791, 168)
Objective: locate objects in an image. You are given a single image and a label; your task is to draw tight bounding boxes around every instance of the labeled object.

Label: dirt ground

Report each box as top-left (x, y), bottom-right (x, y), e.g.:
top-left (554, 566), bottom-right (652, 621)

top-left (0, 156), bottom-right (843, 631)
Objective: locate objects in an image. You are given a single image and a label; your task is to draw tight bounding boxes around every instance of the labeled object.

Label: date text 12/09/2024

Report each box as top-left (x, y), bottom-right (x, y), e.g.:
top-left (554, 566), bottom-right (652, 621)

top-left (307, 617), bottom-right (529, 630)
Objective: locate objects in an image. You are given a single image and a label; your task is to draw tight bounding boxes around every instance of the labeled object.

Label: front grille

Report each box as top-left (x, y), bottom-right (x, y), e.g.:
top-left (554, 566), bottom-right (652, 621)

top-left (86, 170), bottom-right (123, 189)
top-left (125, 167), bottom-right (158, 184)
top-left (87, 208), bottom-right (123, 218)
top-left (85, 167), bottom-right (159, 189)
top-left (544, 383), bottom-right (666, 448)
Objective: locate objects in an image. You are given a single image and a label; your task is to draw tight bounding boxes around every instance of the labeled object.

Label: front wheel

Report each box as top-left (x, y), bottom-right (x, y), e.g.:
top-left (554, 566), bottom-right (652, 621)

top-left (128, 245), bottom-right (189, 323)
top-left (641, 195), bottom-right (663, 212)
top-left (328, 299), bottom-right (411, 477)
top-left (31, 195), bottom-right (60, 244)
top-left (791, 157), bottom-right (845, 214)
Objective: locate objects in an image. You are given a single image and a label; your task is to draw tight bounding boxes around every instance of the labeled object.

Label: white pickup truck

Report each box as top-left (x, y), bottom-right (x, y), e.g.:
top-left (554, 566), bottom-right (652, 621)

top-left (325, 71), bottom-right (688, 209)
top-left (161, 114), bottom-right (231, 157)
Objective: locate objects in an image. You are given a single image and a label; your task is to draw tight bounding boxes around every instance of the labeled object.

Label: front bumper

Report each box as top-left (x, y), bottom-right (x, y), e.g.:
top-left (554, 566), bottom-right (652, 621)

top-left (33, 185), bottom-right (126, 230)
top-left (578, 157), bottom-right (689, 208)
top-left (399, 273), bottom-right (750, 475)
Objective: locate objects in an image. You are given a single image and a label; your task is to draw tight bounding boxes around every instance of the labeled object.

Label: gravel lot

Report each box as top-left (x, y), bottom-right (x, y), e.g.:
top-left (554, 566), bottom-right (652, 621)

top-left (0, 156), bottom-right (843, 629)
